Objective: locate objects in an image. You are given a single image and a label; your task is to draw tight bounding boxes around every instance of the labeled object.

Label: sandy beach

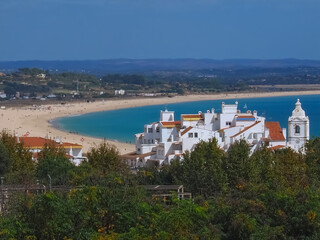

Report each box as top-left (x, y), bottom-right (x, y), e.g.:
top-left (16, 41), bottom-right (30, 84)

top-left (1, 90), bottom-right (320, 154)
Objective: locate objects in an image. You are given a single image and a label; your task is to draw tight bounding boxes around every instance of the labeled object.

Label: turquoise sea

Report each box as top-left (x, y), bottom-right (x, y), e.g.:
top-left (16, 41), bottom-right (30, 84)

top-left (54, 95), bottom-right (320, 143)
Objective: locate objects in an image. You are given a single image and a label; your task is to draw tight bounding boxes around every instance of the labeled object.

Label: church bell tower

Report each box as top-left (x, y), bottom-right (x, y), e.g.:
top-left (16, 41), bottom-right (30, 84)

top-left (288, 99), bottom-right (309, 151)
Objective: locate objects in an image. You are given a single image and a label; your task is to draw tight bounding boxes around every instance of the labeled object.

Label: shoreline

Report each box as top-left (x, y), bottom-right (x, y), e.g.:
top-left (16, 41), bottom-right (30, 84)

top-left (1, 90), bottom-right (320, 154)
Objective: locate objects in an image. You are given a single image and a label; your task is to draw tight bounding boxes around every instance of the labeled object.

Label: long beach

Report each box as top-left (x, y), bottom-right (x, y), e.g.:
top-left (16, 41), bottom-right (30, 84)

top-left (1, 90), bottom-right (320, 154)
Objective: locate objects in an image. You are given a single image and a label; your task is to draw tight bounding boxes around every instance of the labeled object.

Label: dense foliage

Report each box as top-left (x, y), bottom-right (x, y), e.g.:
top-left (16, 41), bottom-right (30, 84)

top-left (1, 132), bottom-right (320, 239)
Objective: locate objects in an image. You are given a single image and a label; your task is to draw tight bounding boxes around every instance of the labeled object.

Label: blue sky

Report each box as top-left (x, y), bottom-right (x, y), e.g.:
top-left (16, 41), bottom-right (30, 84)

top-left (0, 0), bottom-right (319, 61)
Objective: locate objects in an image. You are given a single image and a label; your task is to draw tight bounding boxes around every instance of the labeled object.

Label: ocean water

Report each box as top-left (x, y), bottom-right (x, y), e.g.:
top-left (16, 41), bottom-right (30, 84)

top-left (55, 95), bottom-right (320, 143)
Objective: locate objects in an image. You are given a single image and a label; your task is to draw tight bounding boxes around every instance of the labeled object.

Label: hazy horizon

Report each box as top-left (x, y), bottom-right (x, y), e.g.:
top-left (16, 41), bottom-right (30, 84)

top-left (1, 58), bottom-right (320, 62)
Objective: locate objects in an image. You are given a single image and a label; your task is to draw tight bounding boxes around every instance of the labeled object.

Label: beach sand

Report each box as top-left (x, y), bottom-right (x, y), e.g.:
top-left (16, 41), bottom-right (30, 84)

top-left (1, 90), bottom-right (320, 154)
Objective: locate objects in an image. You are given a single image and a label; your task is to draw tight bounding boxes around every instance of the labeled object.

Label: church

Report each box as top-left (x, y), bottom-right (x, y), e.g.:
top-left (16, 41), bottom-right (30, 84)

top-left (287, 99), bottom-right (310, 151)
top-left (122, 99), bottom-right (309, 168)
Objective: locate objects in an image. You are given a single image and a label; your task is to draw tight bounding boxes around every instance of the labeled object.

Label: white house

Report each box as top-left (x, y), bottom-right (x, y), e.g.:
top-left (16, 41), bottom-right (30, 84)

top-left (122, 100), bottom-right (301, 168)
top-left (18, 137), bottom-right (85, 165)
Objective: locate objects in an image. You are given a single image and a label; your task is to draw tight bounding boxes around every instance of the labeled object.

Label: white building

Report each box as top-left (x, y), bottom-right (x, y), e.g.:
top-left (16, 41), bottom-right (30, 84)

top-left (115, 89), bottom-right (125, 95)
top-left (18, 137), bottom-right (85, 166)
top-left (123, 101), bottom-right (298, 168)
top-left (0, 92), bottom-right (7, 99)
top-left (287, 99), bottom-right (309, 151)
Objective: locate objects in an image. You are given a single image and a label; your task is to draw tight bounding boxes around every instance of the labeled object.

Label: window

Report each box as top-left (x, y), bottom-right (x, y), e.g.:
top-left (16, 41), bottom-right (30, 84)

top-left (156, 127), bottom-right (160, 133)
top-left (188, 133), bottom-right (193, 138)
top-left (194, 132), bottom-right (198, 138)
top-left (148, 128), bottom-right (153, 133)
top-left (295, 125), bottom-right (300, 134)
top-left (226, 121), bottom-right (231, 126)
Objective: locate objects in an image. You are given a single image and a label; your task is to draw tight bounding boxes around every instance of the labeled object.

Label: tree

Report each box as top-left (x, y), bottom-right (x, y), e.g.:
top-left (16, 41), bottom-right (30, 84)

top-left (36, 144), bottom-right (75, 186)
top-left (87, 142), bottom-right (128, 175)
top-left (224, 139), bottom-right (251, 188)
top-left (249, 145), bottom-right (274, 186)
top-left (305, 137), bottom-right (320, 186)
top-left (3, 86), bottom-right (15, 97)
top-left (0, 131), bottom-right (35, 184)
top-left (0, 142), bottom-right (10, 176)
top-left (271, 148), bottom-right (308, 191)
top-left (182, 138), bottom-right (227, 197)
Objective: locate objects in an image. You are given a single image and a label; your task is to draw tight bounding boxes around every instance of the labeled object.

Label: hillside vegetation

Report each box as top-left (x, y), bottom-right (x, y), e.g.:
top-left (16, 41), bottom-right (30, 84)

top-left (1, 66), bottom-right (319, 102)
top-left (1, 132), bottom-right (320, 239)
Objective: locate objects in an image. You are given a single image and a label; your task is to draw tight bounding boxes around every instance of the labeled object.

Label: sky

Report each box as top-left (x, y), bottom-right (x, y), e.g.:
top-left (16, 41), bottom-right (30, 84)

top-left (0, 0), bottom-right (319, 61)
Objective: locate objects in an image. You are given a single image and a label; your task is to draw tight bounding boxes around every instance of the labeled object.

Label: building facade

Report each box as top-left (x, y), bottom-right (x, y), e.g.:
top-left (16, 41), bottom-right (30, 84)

top-left (288, 99), bottom-right (310, 151)
top-left (123, 100), bottom-right (306, 168)
top-left (18, 137), bottom-right (85, 165)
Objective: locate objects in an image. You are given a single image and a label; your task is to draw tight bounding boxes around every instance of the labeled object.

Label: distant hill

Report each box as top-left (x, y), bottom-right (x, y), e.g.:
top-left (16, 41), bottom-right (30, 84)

top-left (0, 59), bottom-right (319, 75)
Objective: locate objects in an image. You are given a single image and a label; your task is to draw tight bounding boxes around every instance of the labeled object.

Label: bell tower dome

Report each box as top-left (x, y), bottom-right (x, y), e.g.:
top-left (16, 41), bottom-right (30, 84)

top-left (288, 99), bottom-right (309, 151)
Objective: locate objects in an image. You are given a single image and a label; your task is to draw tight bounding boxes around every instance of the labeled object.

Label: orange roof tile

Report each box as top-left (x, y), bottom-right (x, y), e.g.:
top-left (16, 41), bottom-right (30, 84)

top-left (161, 121), bottom-right (181, 128)
top-left (231, 121), bottom-right (261, 138)
top-left (121, 151), bottom-right (156, 159)
top-left (181, 114), bottom-right (203, 121)
top-left (265, 122), bottom-right (285, 141)
top-left (19, 137), bottom-right (82, 149)
top-left (182, 114), bottom-right (202, 118)
top-left (181, 126), bottom-right (193, 136)
top-left (269, 145), bottom-right (286, 151)
top-left (219, 126), bottom-right (237, 132)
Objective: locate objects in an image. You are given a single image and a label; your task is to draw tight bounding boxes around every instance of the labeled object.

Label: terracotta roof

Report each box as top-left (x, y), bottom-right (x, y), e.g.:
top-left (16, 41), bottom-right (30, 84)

top-left (60, 142), bottom-right (82, 148)
top-left (19, 137), bottom-right (82, 149)
top-left (265, 122), bottom-right (285, 141)
top-left (181, 126), bottom-right (193, 136)
top-left (181, 114), bottom-right (202, 121)
top-left (219, 126), bottom-right (237, 132)
top-left (237, 114), bottom-right (254, 118)
top-left (161, 121), bottom-right (181, 128)
top-left (168, 153), bottom-right (183, 156)
top-left (269, 145), bottom-right (286, 151)
top-left (121, 151), bottom-right (156, 159)
top-left (231, 121), bottom-right (261, 138)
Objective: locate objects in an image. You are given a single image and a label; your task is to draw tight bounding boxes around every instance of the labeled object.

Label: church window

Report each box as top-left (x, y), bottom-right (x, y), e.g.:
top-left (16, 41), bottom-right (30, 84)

top-left (188, 133), bottom-right (193, 138)
top-left (295, 125), bottom-right (300, 134)
top-left (194, 132), bottom-right (198, 138)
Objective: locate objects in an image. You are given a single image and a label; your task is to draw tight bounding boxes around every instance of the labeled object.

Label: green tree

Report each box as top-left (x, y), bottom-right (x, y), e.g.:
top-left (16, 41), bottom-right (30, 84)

top-left (182, 138), bottom-right (227, 197)
top-left (36, 144), bottom-right (75, 186)
top-left (271, 148), bottom-right (308, 191)
top-left (249, 145), bottom-right (274, 186)
top-left (87, 142), bottom-right (128, 175)
top-left (0, 142), bottom-right (10, 176)
top-left (224, 139), bottom-right (251, 188)
top-left (305, 137), bottom-right (320, 186)
top-left (0, 131), bottom-right (35, 184)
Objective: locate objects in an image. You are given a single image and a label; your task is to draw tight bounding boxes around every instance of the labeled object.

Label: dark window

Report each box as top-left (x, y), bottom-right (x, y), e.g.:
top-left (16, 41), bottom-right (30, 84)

top-left (295, 125), bottom-right (300, 134)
